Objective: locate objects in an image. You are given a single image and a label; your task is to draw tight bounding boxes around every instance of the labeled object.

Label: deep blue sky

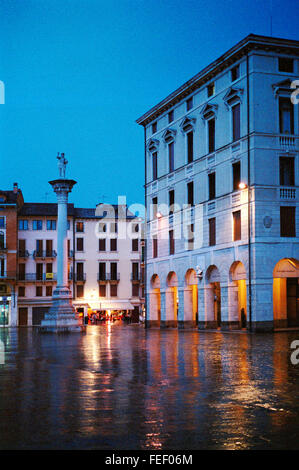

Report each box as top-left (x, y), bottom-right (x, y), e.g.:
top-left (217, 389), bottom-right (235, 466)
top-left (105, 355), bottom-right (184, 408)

top-left (0, 0), bottom-right (298, 208)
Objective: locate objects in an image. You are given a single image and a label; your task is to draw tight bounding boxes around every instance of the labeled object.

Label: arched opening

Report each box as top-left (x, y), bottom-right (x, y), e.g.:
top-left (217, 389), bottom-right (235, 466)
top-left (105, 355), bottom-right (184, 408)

top-left (229, 261), bottom-right (247, 329)
top-left (184, 269), bottom-right (198, 327)
top-left (149, 274), bottom-right (161, 327)
top-left (165, 271), bottom-right (178, 327)
top-left (273, 258), bottom-right (299, 328)
top-left (205, 265), bottom-right (221, 328)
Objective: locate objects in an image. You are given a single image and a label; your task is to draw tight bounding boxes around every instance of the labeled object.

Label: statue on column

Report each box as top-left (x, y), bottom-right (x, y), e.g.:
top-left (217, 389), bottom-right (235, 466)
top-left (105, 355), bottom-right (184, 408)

top-left (57, 152), bottom-right (68, 178)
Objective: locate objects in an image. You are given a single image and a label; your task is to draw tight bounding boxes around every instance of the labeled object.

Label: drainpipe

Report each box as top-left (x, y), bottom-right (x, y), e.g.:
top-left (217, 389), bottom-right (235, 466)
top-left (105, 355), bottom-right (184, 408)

top-left (144, 125), bottom-right (148, 328)
top-left (246, 52), bottom-right (252, 332)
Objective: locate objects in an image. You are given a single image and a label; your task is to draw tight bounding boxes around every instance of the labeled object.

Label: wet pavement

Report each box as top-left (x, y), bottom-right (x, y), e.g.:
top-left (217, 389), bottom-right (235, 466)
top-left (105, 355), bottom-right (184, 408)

top-left (0, 323), bottom-right (299, 450)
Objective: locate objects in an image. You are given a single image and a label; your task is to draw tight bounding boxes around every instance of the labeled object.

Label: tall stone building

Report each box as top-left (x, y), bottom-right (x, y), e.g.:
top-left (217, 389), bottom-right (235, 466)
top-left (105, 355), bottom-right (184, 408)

top-left (137, 34), bottom-right (299, 331)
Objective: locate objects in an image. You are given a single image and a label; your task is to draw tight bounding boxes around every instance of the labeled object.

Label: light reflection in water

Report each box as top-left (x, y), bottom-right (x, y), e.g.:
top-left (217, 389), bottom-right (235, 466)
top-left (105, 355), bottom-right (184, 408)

top-left (0, 326), bottom-right (298, 450)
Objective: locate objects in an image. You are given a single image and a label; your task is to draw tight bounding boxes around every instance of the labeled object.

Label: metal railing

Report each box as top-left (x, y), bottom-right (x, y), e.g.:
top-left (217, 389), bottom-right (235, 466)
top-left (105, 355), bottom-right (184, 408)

top-left (33, 250), bottom-right (57, 258)
top-left (17, 273), bottom-right (57, 281)
top-left (18, 250), bottom-right (30, 258)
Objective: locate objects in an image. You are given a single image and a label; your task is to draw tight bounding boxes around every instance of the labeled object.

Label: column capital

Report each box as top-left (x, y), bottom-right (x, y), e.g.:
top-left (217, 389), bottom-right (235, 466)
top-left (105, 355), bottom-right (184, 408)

top-left (49, 179), bottom-right (77, 200)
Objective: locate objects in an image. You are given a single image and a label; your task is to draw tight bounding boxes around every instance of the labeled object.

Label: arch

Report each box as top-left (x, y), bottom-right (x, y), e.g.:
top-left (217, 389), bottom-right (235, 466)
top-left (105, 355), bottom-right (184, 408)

top-left (151, 273), bottom-right (161, 289)
top-left (273, 258), bottom-right (299, 328)
top-left (166, 271), bottom-right (178, 287)
top-left (184, 269), bottom-right (198, 326)
top-left (205, 265), bottom-right (220, 283)
top-left (149, 274), bottom-right (161, 327)
top-left (165, 271), bottom-right (178, 327)
top-left (229, 261), bottom-right (247, 329)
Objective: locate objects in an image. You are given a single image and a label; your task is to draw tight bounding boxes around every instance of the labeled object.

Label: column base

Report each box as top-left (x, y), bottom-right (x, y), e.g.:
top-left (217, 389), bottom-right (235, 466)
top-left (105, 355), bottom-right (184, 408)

top-left (145, 320), bottom-right (160, 328)
top-left (39, 286), bottom-right (83, 333)
top-left (160, 320), bottom-right (178, 328)
top-left (250, 321), bottom-right (274, 332)
top-left (221, 321), bottom-right (240, 331)
top-left (178, 320), bottom-right (196, 329)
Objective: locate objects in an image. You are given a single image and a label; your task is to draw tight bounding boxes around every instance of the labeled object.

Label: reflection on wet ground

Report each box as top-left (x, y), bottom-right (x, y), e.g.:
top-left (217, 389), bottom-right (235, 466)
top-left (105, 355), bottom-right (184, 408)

top-left (0, 324), bottom-right (299, 449)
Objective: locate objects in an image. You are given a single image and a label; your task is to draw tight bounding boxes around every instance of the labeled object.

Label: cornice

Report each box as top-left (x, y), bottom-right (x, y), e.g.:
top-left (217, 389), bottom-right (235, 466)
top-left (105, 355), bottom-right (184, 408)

top-left (136, 34), bottom-right (299, 127)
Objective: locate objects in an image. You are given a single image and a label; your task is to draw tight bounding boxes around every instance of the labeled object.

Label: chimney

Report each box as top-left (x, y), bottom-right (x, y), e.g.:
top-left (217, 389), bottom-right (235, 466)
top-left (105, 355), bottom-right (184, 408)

top-left (13, 182), bottom-right (18, 193)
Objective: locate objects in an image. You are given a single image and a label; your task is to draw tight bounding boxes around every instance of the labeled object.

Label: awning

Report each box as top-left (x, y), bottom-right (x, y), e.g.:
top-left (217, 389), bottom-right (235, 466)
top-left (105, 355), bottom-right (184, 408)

top-left (87, 301), bottom-right (135, 311)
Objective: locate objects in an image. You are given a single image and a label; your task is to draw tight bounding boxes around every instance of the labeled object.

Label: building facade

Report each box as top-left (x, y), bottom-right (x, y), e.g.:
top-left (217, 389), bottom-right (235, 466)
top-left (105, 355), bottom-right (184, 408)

top-left (0, 188), bottom-right (144, 326)
top-left (137, 34), bottom-right (299, 331)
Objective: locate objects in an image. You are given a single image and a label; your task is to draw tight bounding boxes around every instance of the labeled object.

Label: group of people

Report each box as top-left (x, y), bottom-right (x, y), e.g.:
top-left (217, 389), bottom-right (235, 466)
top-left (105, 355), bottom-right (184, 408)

top-left (86, 310), bottom-right (133, 325)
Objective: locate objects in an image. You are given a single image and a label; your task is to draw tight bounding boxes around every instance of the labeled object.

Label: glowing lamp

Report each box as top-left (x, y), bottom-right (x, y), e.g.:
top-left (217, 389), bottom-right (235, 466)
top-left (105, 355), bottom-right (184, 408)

top-left (238, 182), bottom-right (247, 190)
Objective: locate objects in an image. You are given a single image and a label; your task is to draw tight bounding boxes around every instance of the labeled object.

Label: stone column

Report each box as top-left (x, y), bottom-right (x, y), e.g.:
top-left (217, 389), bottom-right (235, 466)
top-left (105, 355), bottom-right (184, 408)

top-left (40, 178), bottom-right (81, 333)
top-left (177, 288), bottom-right (185, 328)
top-left (197, 285), bottom-right (205, 329)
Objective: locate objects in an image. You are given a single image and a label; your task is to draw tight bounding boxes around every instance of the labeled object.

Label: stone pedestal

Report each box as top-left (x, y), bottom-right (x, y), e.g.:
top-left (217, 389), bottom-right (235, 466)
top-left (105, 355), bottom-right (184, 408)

top-left (40, 179), bottom-right (82, 333)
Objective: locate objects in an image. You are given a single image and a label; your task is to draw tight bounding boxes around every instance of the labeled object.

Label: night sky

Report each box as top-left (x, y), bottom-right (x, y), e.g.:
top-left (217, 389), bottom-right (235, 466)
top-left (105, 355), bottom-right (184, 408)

top-left (0, 0), bottom-right (298, 208)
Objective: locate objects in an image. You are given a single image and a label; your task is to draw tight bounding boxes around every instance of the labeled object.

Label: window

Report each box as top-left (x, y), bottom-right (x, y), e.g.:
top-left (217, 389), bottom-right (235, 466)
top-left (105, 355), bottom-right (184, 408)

top-left (76, 262), bottom-right (84, 281)
top-left (233, 161), bottom-right (241, 191)
top-left (209, 218), bottom-right (216, 246)
top-left (47, 220), bottom-right (56, 230)
top-left (132, 239), bottom-right (139, 251)
top-left (278, 57), bottom-right (294, 73)
top-left (36, 239), bottom-right (43, 256)
top-left (208, 118), bottom-right (215, 153)
top-left (18, 263), bottom-right (26, 281)
top-left (98, 223), bottom-right (106, 233)
top-left (187, 131), bottom-right (193, 163)
top-left (152, 196), bottom-right (158, 219)
top-left (36, 263), bottom-right (43, 281)
top-left (169, 190), bottom-right (175, 215)
top-left (233, 210), bottom-right (241, 241)
top-left (77, 284), bottom-right (84, 298)
top-left (46, 240), bottom-right (53, 257)
top-left (132, 262), bottom-right (139, 281)
top-left (110, 238), bottom-right (117, 251)
top-left (19, 239), bottom-right (26, 256)
top-left (76, 221), bottom-right (84, 232)
top-left (67, 220), bottom-right (70, 230)
top-left (99, 284), bottom-right (106, 297)
top-left (169, 230), bottom-right (175, 255)
top-left (99, 239), bottom-right (106, 251)
top-left (232, 103), bottom-right (240, 141)
top-left (99, 262), bottom-right (106, 280)
top-left (110, 222), bottom-right (118, 233)
top-left (168, 110), bottom-right (174, 123)
top-left (110, 284), bottom-right (118, 297)
top-left (36, 286), bottom-right (43, 297)
top-left (0, 231), bottom-right (4, 249)
top-left (132, 284), bottom-right (139, 297)
top-left (19, 220), bottom-right (28, 230)
top-left (152, 122), bottom-right (157, 134)
top-left (207, 83), bottom-right (215, 97)
top-left (186, 97), bottom-right (193, 111)
top-left (46, 286), bottom-right (52, 296)
top-left (168, 142), bottom-right (174, 173)
top-left (208, 172), bottom-right (216, 200)
top-left (32, 220), bottom-right (43, 230)
top-left (279, 97), bottom-right (294, 134)
top-left (231, 65), bottom-right (240, 81)
top-left (0, 218), bottom-right (4, 228)
top-left (110, 262), bottom-right (118, 281)
top-left (18, 286), bottom-right (25, 297)
top-left (187, 181), bottom-right (194, 206)
top-left (153, 235), bottom-right (158, 258)
top-left (187, 224), bottom-right (194, 250)
top-left (152, 152), bottom-right (158, 180)
top-left (280, 206), bottom-right (296, 237)
top-left (280, 157), bottom-right (294, 186)
top-left (76, 237), bottom-right (84, 251)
